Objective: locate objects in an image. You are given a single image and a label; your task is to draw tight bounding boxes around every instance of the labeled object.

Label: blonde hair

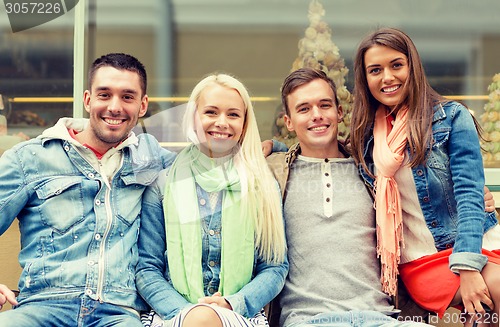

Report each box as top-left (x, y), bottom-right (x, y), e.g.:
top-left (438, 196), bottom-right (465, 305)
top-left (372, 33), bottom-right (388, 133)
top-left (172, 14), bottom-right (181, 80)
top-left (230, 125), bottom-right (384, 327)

top-left (183, 73), bottom-right (286, 264)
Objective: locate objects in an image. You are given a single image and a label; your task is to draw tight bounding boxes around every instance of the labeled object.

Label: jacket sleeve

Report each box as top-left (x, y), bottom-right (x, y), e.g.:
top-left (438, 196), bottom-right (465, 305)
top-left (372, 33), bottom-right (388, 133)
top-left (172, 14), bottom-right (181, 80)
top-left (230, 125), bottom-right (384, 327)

top-left (224, 253), bottom-right (289, 318)
top-left (0, 148), bottom-right (28, 235)
top-left (271, 139), bottom-right (289, 153)
top-left (135, 170), bottom-right (191, 320)
top-left (447, 103), bottom-right (488, 271)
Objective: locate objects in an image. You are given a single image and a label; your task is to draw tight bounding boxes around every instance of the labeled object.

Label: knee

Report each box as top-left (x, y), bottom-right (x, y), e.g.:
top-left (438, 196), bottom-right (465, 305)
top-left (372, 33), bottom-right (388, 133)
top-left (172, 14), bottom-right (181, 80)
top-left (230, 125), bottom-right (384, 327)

top-left (482, 263), bottom-right (500, 300)
top-left (182, 305), bottom-right (222, 327)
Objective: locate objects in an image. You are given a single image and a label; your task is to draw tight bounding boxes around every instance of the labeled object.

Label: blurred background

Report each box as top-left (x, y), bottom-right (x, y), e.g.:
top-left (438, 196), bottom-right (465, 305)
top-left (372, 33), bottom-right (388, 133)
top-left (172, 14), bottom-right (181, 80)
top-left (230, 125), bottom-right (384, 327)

top-left (1, 0), bottom-right (499, 190)
top-left (0, 0), bottom-right (499, 186)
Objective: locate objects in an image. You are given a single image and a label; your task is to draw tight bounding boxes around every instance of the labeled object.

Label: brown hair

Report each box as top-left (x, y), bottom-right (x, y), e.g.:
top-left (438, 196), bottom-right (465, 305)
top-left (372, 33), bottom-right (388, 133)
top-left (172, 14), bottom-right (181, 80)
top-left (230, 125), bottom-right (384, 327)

top-left (88, 53), bottom-right (147, 97)
top-left (281, 68), bottom-right (340, 116)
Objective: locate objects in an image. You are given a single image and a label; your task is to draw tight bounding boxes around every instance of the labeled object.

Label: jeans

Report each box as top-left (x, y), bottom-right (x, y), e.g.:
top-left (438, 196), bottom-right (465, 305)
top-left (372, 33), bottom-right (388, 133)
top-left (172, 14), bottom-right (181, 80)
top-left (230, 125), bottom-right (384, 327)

top-left (287, 311), bottom-right (430, 327)
top-left (0, 297), bottom-right (143, 327)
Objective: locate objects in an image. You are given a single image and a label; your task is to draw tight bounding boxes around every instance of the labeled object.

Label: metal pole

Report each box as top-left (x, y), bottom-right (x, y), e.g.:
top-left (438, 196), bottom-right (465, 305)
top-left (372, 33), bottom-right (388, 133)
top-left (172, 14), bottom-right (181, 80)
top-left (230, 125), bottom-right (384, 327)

top-left (73, 0), bottom-right (87, 118)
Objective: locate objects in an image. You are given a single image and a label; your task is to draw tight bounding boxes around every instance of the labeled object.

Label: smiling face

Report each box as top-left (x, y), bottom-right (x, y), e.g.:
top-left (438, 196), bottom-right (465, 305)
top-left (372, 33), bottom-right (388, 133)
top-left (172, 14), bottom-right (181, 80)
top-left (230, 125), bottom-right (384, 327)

top-left (284, 78), bottom-right (343, 158)
top-left (364, 44), bottom-right (409, 110)
top-left (194, 83), bottom-right (245, 158)
top-left (81, 66), bottom-right (148, 153)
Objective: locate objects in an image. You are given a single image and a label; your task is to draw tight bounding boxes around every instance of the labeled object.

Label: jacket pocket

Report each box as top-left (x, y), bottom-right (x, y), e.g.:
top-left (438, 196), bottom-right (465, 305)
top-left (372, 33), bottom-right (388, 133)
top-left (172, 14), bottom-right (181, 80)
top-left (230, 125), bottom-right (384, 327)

top-left (427, 129), bottom-right (450, 170)
top-left (35, 176), bottom-right (85, 234)
top-left (114, 168), bottom-right (157, 226)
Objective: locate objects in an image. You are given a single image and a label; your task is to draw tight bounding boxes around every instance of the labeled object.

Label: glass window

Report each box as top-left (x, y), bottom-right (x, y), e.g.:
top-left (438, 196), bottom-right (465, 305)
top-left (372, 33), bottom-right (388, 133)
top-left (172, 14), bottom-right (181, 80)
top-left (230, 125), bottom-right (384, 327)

top-left (1, 0), bottom-right (499, 187)
top-left (0, 5), bottom-right (74, 149)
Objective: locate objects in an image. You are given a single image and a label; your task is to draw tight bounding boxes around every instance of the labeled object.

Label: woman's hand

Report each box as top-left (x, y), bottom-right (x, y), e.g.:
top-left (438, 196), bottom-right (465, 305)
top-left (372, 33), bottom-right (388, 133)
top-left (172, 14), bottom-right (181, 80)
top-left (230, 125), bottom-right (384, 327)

top-left (459, 270), bottom-right (493, 317)
top-left (198, 292), bottom-right (232, 310)
top-left (261, 140), bottom-right (273, 157)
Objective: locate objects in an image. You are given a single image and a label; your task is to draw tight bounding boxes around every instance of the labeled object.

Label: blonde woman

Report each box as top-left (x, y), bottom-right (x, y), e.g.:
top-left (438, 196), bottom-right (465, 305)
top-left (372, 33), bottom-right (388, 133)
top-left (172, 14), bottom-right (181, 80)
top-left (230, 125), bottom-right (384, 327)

top-left (136, 73), bottom-right (288, 327)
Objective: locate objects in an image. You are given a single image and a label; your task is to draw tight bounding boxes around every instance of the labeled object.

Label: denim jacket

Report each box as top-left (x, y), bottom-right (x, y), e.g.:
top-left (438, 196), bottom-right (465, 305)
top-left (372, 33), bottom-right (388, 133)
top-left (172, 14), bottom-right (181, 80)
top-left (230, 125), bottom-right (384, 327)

top-left (136, 168), bottom-right (289, 320)
top-left (0, 118), bottom-right (176, 311)
top-left (358, 101), bottom-right (498, 271)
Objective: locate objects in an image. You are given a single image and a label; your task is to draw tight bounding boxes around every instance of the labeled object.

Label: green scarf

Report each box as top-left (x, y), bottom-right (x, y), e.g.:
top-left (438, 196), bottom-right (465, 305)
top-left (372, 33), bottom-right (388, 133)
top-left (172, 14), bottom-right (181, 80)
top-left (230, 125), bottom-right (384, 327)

top-left (164, 144), bottom-right (254, 303)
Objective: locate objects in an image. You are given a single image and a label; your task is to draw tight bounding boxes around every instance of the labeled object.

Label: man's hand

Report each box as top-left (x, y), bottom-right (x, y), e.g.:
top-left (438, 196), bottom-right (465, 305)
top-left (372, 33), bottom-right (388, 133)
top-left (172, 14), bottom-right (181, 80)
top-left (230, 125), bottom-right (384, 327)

top-left (484, 186), bottom-right (496, 213)
top-left (0, 284), bottom-right (18, 310)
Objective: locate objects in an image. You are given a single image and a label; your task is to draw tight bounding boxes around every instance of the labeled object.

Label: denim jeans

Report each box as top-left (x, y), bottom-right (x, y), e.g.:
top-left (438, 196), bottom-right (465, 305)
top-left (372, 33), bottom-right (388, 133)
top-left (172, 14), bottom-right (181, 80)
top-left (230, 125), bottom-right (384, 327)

top-left (287, 311), bottom-right (430, 327)
top-left (0, 297), bottom-right (143, 327)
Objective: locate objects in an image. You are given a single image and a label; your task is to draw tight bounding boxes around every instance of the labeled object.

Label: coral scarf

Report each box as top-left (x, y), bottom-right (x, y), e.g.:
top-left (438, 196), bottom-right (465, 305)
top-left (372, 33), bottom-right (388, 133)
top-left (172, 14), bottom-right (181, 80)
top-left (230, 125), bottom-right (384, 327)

top-left (372, 105), bottom-right (409, 295)
top-left (164, 144), bottom-right (254, 303)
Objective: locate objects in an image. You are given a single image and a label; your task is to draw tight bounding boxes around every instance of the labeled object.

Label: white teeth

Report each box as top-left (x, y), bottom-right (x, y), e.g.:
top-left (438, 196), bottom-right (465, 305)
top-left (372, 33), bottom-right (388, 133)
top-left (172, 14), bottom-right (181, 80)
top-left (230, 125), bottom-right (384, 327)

top-left (105, 119), bottom-right (122, 125)
top-left (310, 126), bottom-right (327, 131)
top-left (211, 132), bottom-right (229, 139)
top-left (383, 85), bottom-right (399, 93)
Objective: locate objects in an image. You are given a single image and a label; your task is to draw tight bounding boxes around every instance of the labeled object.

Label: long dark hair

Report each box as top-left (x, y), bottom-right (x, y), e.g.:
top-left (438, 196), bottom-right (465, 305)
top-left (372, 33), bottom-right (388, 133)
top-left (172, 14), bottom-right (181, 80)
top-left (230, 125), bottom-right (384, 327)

top-left (350, 27), bottom-right (447, 176)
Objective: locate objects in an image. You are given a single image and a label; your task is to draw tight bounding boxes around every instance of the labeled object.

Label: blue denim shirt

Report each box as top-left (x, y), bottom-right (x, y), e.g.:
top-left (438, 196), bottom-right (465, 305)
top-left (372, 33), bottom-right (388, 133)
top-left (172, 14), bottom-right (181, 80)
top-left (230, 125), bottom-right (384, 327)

top-left (0, 118), bottom-right (176, 311)
top-left (358, 101), bottom-right (498, 271)
top-left (136, 168), bottom-right (289, 320)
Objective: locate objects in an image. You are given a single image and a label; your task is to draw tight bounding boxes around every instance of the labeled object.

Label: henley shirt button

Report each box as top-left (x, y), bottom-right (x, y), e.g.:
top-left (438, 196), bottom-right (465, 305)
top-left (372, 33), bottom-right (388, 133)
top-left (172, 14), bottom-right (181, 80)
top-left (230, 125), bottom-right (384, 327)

top-left (88, 260), bottom-right (95, 266)
top-left (431, 221), bottom-right (437, 227)
top-left (200, 198), bottom-right (206, 206)
top-left (326, 183), bottom-right (331, 188)
top-left (88, 173), bottom-right (95, 179)
top-left (208, 287), bottom-right (215, 294)
top-left (95, 234), bottom-right (101, 241)
top-left (209, 260), bottom-right (215, 267)
top-left (417, 170), bottom-right (424, 176)
top-left (209, 230), bottom-right (215, 236)
top-left (326, 198), bottom-right (330, 202)
top-left (445, 243), bottom-right (453, 249)
top-left (85, 289), bottom-right (93, 296)
top-left (64, 145), bottom-right (70, 152)
top-left (422, 196), bottom-right (430, 202)
top-left (325, 173), bottom-right (329, 177)
top-left (95, 199), bottom-right (101, 206)
top-left (324, 158), bottom-right (329, 163)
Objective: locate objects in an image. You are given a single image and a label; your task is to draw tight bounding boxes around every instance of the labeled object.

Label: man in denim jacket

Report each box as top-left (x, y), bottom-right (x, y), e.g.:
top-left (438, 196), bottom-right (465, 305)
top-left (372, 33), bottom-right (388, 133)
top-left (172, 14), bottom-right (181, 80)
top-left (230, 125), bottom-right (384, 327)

top-left (0, 53), bottom-right (176, 327)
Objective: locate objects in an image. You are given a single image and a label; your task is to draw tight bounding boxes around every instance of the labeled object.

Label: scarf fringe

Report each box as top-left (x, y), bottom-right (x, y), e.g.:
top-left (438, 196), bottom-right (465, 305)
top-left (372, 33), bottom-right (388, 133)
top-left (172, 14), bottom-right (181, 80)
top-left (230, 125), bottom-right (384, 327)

top-left (376, 223), bottom-right (404, 296)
